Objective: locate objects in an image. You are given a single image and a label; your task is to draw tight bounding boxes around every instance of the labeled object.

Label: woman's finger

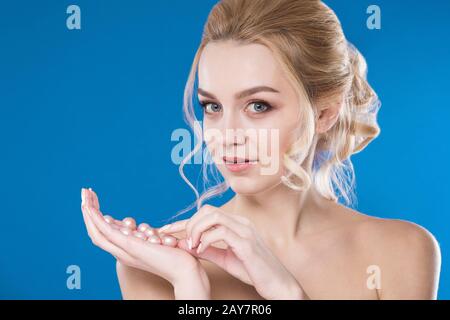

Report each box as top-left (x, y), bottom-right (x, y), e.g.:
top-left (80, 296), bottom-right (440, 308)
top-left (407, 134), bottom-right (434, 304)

top-left (185, 205), bottom-right (219, 237)
top-left (189, 212), bottom-right (251, 249)
top-left (88, 188), bottom-right (100, 210)
top-left (196, 225), bottom-right (253, 283)
top-left (197, 220), bottom-right (290, 297)
top-left (158, 218), bottom-right (189, 234)
top-left (180, 234), bottom-right (253, 285)
top-left (197, 225), bottom-right (241, 254)
top-left (85, 189), bottom-right (175, 257)
top-left (82, 189), bottom-right (139, 262)
top-left (81, 202), bottom-right (137, 266)
top-left (86, 203), bottom-right (161, 259)
top-left (158, 204), bottom-right (218, 235)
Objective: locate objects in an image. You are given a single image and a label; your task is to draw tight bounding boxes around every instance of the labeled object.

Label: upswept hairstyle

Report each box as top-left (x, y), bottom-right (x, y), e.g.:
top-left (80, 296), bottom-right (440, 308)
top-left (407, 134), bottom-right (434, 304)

top-left (170, 0), bottom-right (381, 221)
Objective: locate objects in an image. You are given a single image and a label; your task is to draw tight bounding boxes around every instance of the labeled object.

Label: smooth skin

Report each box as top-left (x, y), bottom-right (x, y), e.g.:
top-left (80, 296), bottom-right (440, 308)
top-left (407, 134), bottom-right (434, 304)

top-left (82, 40), bottom-right (441, 299)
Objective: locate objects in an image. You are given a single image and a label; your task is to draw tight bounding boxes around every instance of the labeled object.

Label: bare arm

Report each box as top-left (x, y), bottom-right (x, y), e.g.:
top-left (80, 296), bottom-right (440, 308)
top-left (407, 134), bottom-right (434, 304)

top-left (367, 219), bottom-right (441, 299)
top-left (116, 261), bottom-right (175, 299)
top-left (116, 240), bottom-right (211, 300)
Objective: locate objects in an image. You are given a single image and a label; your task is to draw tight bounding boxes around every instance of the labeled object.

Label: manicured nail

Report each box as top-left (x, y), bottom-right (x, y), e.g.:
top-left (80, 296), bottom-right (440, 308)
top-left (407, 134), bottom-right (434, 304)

top-left (159, 224), bottom-right (172, 233)
top-left (196, 242), bottom-right (203, 254)
top-left (187, 237), bottom-right (192, 250)
top-left (89, 187), bottom-right (93, 191)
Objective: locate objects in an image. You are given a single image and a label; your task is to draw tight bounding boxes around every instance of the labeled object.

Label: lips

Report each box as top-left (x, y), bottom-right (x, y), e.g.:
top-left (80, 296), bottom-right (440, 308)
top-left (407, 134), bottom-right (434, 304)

top-left (222, 156), bottom-right (257, 164)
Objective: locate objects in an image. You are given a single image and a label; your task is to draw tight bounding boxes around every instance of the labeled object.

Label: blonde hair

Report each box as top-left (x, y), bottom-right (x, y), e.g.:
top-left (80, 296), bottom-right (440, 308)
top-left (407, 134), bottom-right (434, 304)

top-left (169, 0), bottom-right (381, 221)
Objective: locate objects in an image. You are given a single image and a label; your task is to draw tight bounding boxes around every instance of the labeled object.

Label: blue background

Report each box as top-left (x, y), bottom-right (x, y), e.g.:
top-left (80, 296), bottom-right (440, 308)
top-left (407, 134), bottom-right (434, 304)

top-left (0, 0), bottom-right (449, 299)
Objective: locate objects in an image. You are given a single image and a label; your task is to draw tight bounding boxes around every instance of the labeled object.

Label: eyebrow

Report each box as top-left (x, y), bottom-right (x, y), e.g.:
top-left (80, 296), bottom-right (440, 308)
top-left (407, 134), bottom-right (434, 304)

top-left (197, 86), bottom-right (280, 100)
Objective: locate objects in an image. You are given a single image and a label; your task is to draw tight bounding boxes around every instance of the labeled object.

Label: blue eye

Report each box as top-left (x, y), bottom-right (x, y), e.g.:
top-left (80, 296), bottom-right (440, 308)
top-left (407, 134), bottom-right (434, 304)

top-left (246, 101), bottom-right (272, 114)
top-left (199, 101), bottom-right (222, 114)
top-left (198, 100), bottom-right (274, 115)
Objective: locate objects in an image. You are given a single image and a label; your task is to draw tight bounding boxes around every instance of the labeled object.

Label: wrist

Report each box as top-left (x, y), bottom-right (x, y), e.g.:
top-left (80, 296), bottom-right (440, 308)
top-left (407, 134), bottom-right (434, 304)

top-left (173, 264), bottom-right (211, 300)
top-left (284, 280), bottom-right (308, 300)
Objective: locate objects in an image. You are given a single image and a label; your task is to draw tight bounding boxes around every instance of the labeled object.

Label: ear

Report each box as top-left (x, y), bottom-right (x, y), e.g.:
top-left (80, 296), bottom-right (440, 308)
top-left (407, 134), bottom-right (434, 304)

top-left (315, 94), bottom-right (344, 134)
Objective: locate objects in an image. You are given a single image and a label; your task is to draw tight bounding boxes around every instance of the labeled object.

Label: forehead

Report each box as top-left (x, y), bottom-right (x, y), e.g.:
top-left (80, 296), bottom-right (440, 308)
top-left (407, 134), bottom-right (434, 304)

top-left (197, 40), bottom-right (286, 94)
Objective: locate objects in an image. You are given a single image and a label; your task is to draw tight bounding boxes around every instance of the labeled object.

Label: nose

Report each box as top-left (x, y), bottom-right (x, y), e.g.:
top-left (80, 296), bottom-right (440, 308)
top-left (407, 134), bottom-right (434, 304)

top-left (224, 128), bottom-right (246, 147)
top-left (222, 109), bottom-right (246, 147)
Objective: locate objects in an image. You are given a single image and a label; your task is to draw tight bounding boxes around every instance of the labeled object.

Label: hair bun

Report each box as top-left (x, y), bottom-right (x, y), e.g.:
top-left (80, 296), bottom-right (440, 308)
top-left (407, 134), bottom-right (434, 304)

top-left (347, 41), bottom-right (381, 153)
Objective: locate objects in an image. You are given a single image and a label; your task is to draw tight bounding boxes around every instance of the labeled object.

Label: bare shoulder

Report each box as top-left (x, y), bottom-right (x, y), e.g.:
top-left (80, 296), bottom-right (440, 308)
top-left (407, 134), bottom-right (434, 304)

top-left (353, 212), bottom-right (441, 262)
top-left (347, 208), bottom-right (442, 299)
top-left (332, 203), bottom-right (440, 254)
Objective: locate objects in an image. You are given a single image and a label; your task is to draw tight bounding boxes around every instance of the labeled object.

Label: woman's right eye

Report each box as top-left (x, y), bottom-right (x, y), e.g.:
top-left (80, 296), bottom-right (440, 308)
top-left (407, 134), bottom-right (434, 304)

top-left (200, 101), bottom-right (222, 114)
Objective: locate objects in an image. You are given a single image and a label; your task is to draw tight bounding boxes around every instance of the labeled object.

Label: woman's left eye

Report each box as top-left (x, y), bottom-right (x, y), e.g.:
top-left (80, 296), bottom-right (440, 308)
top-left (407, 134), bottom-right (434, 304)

top-left (245, 101), bottom-right (273, 114)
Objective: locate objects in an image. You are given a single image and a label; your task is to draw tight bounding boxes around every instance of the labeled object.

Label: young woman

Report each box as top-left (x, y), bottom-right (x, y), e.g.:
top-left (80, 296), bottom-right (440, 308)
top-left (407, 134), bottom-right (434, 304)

top-left (80, 0), bottom-right (441, 299)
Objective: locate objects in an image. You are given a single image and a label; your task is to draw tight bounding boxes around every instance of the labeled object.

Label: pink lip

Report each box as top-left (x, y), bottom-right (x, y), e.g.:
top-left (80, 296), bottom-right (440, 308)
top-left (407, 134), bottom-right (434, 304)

top-left (224, 161), bottom-right (257, 172)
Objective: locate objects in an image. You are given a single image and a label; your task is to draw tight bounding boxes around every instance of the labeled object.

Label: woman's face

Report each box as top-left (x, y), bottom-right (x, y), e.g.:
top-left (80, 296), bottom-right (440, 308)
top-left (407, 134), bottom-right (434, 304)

top-left (197, 40), bottom-right (303, 194)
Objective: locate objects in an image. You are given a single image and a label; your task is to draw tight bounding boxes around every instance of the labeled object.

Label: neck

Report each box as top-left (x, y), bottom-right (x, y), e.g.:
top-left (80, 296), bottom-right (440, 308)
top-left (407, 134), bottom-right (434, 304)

top-left (226, 142), bottom-right (334, 248)
top-left (228, 183), bottom-right (330, 246)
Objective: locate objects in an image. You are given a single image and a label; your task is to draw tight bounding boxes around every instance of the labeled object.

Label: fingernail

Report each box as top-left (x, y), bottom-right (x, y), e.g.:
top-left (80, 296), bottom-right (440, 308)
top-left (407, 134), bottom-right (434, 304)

top-left (159, 224), bottom-right (172, 233)
top-left (89, 187), bottom-right (93, 191)
top-left (187, 237), bottom-right (192, 250)
top-left (196, 242), bottom-right (203, 254)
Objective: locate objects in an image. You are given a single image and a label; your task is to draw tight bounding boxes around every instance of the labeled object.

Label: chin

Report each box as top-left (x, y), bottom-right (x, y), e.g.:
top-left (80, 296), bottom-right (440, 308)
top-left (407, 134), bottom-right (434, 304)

top-left (226, 175), bottom-right (279, 195)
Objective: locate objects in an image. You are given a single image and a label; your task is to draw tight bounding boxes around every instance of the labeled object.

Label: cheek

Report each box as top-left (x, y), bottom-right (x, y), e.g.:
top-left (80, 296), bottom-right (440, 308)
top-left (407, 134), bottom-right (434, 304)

top-left (260, 110), bottom-right (299, 153)
top-left (278, 130), bottom-right (296, 155)
top-left (255, 122), bottom-right (300, 178)
top-left (258, 126), bottom-right (292, 160)
top-left (203, 125), bottom-right (222, 159)
top-left (275, 113), bottom-right (302, 156)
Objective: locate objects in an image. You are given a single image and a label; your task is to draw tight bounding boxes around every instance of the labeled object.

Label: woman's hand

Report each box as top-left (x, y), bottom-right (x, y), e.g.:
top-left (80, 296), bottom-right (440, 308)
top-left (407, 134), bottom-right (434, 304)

top-left (80, 187), bottom-right (210, 299)
top-left (159, 204), bottom-right (309, 300)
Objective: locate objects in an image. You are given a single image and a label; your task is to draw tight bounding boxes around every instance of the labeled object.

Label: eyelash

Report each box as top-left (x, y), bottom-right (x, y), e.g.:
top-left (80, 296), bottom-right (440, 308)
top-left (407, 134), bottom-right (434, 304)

top-left (198, 100), bottom-right (274, 115)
